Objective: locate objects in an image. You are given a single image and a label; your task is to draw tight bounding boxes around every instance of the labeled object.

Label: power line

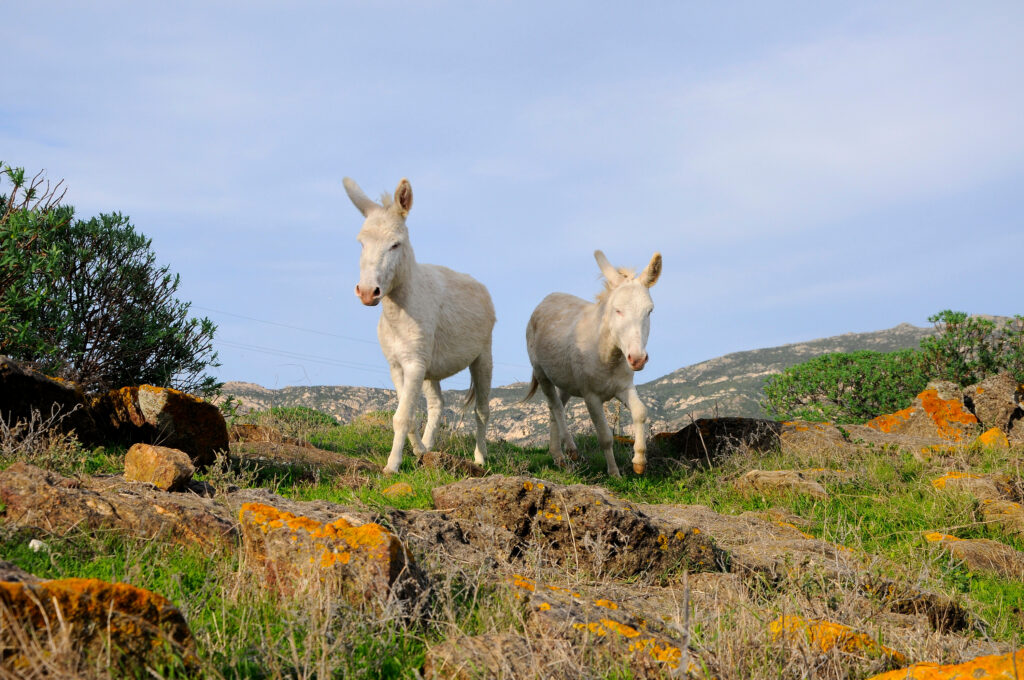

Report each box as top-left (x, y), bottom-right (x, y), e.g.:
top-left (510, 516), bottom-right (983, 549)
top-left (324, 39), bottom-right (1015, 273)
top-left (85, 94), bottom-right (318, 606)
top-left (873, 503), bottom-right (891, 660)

top-left (217, 340), bottom-right (390, 374)
top-left (195, 305), bottom-right (378, 344)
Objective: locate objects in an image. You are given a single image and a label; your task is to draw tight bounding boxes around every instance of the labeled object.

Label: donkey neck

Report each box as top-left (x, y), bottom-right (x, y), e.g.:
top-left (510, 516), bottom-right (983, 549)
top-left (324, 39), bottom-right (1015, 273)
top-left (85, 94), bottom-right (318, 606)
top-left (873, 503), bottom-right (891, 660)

top-left (382, 247), bottom-right (419, 305)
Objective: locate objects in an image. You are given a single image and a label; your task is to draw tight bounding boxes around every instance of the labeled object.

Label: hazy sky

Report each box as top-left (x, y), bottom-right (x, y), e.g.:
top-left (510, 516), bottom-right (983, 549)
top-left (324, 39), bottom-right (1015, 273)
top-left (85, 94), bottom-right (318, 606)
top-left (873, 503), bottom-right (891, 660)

top-left (4, 2), bottom-right (1022, 391)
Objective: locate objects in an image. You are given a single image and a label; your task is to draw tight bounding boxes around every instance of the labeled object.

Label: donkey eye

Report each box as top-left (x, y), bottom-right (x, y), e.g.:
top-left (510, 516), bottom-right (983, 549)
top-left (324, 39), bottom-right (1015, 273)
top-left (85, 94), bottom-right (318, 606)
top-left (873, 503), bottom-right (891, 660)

top-left (615, 309), bottom-right (623, 316)
top-left (390, 242), bottom-right (401, 250)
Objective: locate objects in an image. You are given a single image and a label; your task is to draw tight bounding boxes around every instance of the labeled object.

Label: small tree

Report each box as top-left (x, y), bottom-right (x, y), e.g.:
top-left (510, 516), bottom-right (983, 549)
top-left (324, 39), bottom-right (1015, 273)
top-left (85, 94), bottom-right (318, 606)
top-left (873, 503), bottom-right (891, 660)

top-left (920, 310), bottom-right (1024, 386)
top-left (1, 163), bottom-right (220, 396)
top-left (762, 349), bottom-right (929, 424)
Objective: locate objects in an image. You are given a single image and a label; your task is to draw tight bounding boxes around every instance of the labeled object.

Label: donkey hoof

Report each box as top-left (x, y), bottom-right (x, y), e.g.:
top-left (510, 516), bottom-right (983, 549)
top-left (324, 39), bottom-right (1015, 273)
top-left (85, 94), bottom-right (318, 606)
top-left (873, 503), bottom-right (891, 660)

top-left (632, 462), bottom-right (646, 475)
top-left (382, 464), bottom-right (401, 476)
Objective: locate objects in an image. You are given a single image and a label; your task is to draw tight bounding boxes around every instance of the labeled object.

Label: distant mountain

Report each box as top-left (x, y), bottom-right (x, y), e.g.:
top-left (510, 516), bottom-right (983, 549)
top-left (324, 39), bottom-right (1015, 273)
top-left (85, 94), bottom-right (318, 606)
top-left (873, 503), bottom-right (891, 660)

top-left (221, 322), bottom-right (935, 446)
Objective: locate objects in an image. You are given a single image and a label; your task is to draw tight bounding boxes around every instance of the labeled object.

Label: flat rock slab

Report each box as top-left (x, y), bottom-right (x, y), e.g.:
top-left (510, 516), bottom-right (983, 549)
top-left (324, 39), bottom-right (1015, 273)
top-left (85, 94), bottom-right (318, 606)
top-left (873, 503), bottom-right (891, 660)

top-left (926, 534), bottom-right (1024, 579)
top-left (769, 615), bottom-right (907, 667)
top-left (432, 475), bottom-right (727, 579)
top-left (734, 469), bottom-right (829, 500)
top-left (229, 423), bottom-right (313, 448)
top-left (980, 499), bottom-right (1024, 538)
top-left (0, 577), bottom-right (196, 675)
top-left (930, 472), bottom-right (1015, 502)
top-left (230, 441), bottom-right (377, 481)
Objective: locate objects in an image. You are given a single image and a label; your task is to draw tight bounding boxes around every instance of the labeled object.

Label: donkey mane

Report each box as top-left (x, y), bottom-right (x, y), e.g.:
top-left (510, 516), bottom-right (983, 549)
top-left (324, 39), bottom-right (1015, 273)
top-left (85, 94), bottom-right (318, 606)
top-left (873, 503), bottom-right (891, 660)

top-left (595, 267), bottom-right (637, 303)
top-left (377, 192), bottom-right (394, 208)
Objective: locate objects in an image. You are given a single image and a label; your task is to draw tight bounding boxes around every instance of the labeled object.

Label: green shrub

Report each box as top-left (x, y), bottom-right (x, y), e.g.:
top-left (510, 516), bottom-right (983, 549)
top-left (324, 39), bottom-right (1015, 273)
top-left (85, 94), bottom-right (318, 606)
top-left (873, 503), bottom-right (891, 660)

top-left (1, 163), bottom-right (219, 396)
top-left (762, 349), bottom-right (929, 424)
top-left (920, 310), bottom-right (1024, 386)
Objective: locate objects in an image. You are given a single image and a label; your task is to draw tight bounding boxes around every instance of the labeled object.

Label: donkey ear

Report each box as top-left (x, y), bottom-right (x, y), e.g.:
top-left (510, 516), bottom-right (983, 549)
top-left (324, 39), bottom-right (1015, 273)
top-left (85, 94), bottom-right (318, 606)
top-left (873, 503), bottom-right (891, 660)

top-left (343, 177), bottom-right (378, 217)
top-left (640, 252), bottom-right (662, 288)
top-left (594, 250), bottom-right (623, 285)
top-left (393, 178), bottom-right (413, 217)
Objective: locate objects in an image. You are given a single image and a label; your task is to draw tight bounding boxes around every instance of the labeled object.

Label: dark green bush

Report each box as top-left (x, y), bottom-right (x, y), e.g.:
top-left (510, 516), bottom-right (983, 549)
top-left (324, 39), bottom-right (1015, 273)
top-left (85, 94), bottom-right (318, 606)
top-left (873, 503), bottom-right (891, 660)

top-left (762, 349), bottom-right (929, 424)
top-left (1, 163), bottom-right (219, 396)
top-left (920, 310), bottom-right (1024, 386)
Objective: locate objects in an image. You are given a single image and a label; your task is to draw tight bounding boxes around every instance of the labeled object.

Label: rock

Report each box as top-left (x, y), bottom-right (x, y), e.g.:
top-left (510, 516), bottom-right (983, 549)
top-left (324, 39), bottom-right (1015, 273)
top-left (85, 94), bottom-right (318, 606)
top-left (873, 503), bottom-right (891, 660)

top-left (238, 502), bottom-right (427, 613)
top-left (768, 615), bottom-right (906, 665)
top-left (963, 373), bottom-right (1022, 432)
top-left (925, 533), bottom-right (1024, 579)
top-left (734, 469), bottom-right (828, 500)
top-left (229, 441), bottom-right (377, 481)
top-left (0, 577), bottom-right (196, 675)
top-left (92, 385), bottom-right (228, 467)
top-left (228, 422), bottom-right (313, 448)
top-left (979, 499), bottom-right (1024, 538)
top-left (0, 356), bottom-right (100, 443)
top-left (866, 385), bottom-right (980, 444)
top-left (974, 427), bottom-right (1011, 450)
top-left (506, 574), bottom-right (710, 678)
top-left (419, 450), bottom-right (487, 477)
top-left (0, 462), bottom-right (236, 549)
top-left (423, 634), bottom-right (549, 680)
top-left (649, 417), bottom-right (781, 465)
top-left (124, 443), bottom-right (195, 491)
top-left (0, 560), bottom-right (39, 583)
top-left (432, 476), bottom-right (727, 578)
top-left (866, 648), bottom-right (1024, 680)
top-left (930, 472), bottom-right (1013, 501)
top-left (382, 482), bottom-right (415, 499)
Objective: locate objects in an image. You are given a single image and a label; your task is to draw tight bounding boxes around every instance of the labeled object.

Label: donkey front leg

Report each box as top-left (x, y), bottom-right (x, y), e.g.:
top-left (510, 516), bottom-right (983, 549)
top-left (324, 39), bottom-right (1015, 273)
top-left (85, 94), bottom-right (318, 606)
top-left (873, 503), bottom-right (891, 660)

top-left (420, 379), bottom-right (443, 452)
top-left (619, 386), bottom-right (648, 474)
top-left (385, 363), bottom-right (427, 474)
top-left (584, 394), bottom-right (620, 478)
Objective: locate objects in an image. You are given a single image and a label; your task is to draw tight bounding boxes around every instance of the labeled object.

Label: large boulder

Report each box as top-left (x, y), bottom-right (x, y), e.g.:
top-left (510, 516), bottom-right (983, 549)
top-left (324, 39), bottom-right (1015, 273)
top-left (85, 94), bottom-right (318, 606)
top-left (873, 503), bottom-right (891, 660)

top-left (867, 648), bottom-right (1024, 680)
top-left (431, 475), bottom-right (727, 578)
top-left (92, 385), bottom-right (228, 467)
top-left (962, 373), bottom-right (1023, 433)
top-left (0, 356), bottom-right (100, 443)
top-left (0, 577), bottom-right (196, 675)
top-left (238, 502), bottom-right (427, 614)
top-left (649, 417), bottom-right (782, 465)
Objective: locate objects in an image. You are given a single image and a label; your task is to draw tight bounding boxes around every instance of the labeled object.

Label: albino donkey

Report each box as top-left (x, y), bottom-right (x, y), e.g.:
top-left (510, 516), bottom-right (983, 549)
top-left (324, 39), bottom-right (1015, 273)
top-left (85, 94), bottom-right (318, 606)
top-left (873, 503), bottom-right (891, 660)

top-left (525, 250), bottom-right (662, 477)
top-left (344, 177), bottom-right (496, 474)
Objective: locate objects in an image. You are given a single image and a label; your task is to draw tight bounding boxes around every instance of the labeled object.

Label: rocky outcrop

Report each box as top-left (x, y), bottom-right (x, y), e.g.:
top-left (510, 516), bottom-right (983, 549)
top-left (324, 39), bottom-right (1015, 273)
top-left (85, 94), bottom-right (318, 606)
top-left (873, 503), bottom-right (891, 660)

top-left (124, 442), bottom-right (195, 491)
top-left (649, 417), bottom-right (782, 465)
top-left (768, 616), bottom-right (906, 665)
top-left (866, 384), bottom-right (980, 443)
top-left (924, 533), bottom-right (1024, 579)
top-left (0, 356), bottom-right (100, 442)
top-left (92, 385), bottom-right (228, 467)
top-left (0, 577), bottom-right (196, 675)
top-left (431, 476), bottom-right (727, 578)
top-left (230, 440), bottom-right (377, 481)
top-left (962, 373), bottom-right (1023, 433)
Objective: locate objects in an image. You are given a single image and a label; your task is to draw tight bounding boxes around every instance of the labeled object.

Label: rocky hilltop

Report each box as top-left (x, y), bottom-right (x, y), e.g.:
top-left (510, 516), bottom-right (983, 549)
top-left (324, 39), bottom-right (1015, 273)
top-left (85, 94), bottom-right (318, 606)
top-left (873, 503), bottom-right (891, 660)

top-left (222, 322), bottom-right (935, 445)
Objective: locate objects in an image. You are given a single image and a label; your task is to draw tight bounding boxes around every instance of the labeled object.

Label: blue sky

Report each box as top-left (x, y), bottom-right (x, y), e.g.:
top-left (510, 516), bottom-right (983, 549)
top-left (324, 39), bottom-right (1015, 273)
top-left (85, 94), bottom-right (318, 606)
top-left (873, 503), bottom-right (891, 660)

top-left (4, 2), bottom-right (1023, 390)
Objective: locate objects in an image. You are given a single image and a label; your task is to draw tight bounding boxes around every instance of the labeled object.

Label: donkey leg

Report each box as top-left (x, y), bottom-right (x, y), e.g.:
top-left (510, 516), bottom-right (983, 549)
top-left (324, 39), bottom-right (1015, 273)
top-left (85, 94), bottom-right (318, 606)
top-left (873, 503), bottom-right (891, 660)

top-left (469, 353), bottom-right (492, 465)
top-left (558, 388), bottom-right (578, 460)
top-left (385, 363), bottom-right (426, 475)
top-left (618, 387), bottom-right (648, 474)
top-left (420, 379), bottom-right (443, 453)
top-left (584, 395), bottom-right (620, 478)
top-left (536, 374), bottom-right (571, 467)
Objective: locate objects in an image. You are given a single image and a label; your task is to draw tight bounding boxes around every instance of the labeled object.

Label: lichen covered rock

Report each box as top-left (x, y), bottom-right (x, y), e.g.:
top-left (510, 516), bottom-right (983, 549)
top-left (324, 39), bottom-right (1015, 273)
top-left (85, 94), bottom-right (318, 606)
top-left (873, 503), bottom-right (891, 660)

top-left (124, 442), bottom-right (195, 491)
top-left (769, 615), bottom-right (906, 664)
top-left (0, 577), bottom-right (196, 675)
top-left (432, 475), bottom-right (727, 578)
top-left (238, 502), bottom-right (427, 612)
top-left (925, 534), bottom-right (1024, 579)
top-left (962, 373), bottom-right (1023, 433)
top-left (0, 356), bottom-right (100, 443)
top-left (867, 385), bottom-right (980, 443)
top-left (734, 469), bottom-right (828, 500)
top-left (867, 648), bottom-right (1024, 680)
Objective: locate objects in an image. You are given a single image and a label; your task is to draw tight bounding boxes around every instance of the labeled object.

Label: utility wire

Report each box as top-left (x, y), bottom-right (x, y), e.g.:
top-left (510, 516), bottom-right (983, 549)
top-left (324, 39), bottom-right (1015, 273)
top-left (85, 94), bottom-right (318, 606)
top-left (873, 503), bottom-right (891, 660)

top-left (217, 340), bottom-right (390, 374)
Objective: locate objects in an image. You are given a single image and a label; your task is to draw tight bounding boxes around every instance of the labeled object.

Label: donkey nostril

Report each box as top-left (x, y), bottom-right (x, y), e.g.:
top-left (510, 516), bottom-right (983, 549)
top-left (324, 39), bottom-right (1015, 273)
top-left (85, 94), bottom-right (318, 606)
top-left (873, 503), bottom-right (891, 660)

top-left (373, 287), bottom-right (381, 297)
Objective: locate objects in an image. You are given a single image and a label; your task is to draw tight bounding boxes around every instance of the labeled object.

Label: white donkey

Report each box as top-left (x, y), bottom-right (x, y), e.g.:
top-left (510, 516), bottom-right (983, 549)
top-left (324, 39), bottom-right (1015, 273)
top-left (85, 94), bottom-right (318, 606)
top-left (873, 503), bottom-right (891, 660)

top-left (525, 250), bottom-right (661, 477)
top-left (344, 177), bottom-right (496, 474)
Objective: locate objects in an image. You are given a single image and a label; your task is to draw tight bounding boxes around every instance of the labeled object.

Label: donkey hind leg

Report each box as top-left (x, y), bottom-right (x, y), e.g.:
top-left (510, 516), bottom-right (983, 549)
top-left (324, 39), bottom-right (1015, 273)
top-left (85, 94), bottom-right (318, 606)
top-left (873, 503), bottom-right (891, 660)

top-left (558, 388), bottom-right (578, 460)
top-left (469, 352), bottom-right (492, 465)
top-left (584, 394), bottom-right (620, 478)
top-left (386, 363), bottom-right (426, 475)
top-left (536, 373), bottom-right (572, 467)
top-left (420, 379), bottom-right (443, 453)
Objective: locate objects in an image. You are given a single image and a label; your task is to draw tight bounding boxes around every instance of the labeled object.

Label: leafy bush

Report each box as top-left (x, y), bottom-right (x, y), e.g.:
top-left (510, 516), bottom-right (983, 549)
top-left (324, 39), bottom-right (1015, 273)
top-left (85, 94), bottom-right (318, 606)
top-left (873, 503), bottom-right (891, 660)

top-left (1, 163), bottom-right (220, 396)
top-left (920, 310), bottom-right (1024, 386)
top-left (762, 349), bottom-right (929, 424)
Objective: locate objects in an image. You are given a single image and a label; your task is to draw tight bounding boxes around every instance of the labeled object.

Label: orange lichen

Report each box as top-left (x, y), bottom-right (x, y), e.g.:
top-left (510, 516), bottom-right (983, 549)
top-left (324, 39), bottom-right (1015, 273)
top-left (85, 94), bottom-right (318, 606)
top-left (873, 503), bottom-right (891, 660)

top-left (975, 427), bottom-right (1010, 450)
top-left (628, 637), bottom-right (685, 669)
top-left (509, 575), bottom-right (536, 592)
top-left (523, 481), bottom-right (534, 491)
top-left (593, 599), bottom-right (619, 610)
top-left (866, 648), bottom-right (1024, 679)
top-left (776, 521), bottom-right (815, 539)
top-left (545, 584), bottom-right (581, 598)
top-left (919, 389), bottom-right (978, 440)
top-left (866, 406), bottom-right (915, 433)
top-left (931, 472), bottom-right (983, 490)
top-left (381, 482), bottom-right (414, 498)
top-left (537, 602), bottom-right (551, 611)
top-left (924, 532), bottom-right (959, 542)
top-left (769, 616), bottom-right (906, 663)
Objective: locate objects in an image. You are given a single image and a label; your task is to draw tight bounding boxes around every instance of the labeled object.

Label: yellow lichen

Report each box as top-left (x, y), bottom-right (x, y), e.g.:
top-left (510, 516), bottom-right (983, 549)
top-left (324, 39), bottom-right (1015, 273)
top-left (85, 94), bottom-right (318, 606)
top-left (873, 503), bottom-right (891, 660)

top-left (769, 616), bottom-right (905, 663)
top-left (593, 599), bottom-right (619, 610)
top-left (866, 648), bottom-right (1024, 679)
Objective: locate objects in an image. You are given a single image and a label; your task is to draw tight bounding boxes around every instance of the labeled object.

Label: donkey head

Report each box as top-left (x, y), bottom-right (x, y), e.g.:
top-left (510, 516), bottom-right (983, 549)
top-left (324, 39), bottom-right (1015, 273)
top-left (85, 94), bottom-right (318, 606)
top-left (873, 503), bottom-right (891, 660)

top-left (343, 177), bottom-right (415, 306)
top-left (595, 250), bottom-right (662, 371)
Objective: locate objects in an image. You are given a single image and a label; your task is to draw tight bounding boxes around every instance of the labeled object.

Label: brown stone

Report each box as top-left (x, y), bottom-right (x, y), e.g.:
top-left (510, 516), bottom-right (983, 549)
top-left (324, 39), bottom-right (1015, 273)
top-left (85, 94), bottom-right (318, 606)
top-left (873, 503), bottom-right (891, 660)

top-left (649, 417), bottom-right (782, 465)
top-left (431, 476), bottom-right (727, 579)
top-left (979, 499), bottom-right (1024, 538)
top-left (734, 469), bottom-right (828, 500)
top-left (0, 577), bottom-right (196, 675)
top-left (930, 472), bottom-right (1013, 502)
top-left (0, 561), bottom-right (39, 584)
top-left (382, 482), bottom-right (415, 499)
top-left (238, 502), bottom-right (427, 613)
top-left (0, 462), bottom-right (235, 549)
top-left (92, 385), bottom-right (228, 467)
top-left (228, 423), bottom-right (313, 448)
top-left (229, 440), bottom-right (377, 480)
top-left (124, 443), bottom-right (195, 491)
top-left (926, 534), bottom-right (1024, 579)
top-left (0, 356), bottom-right (100, 443)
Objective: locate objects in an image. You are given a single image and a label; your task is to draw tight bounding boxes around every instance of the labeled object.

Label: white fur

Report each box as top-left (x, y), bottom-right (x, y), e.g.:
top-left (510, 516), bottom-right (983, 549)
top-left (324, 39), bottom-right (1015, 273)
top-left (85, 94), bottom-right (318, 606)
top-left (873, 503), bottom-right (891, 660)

top-left (526, 250), bottom-right (661, 477)
top-left (344, 177), bottom-right (496, 474)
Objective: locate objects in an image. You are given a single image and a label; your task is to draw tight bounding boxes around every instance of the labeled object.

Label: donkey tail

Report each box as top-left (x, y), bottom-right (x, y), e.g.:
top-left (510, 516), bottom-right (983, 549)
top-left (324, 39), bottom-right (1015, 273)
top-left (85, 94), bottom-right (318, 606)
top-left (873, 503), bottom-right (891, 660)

top-left (519, 376), bottom-right (539, 404)
top-left (462, 380), bottom-right (477, 413)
